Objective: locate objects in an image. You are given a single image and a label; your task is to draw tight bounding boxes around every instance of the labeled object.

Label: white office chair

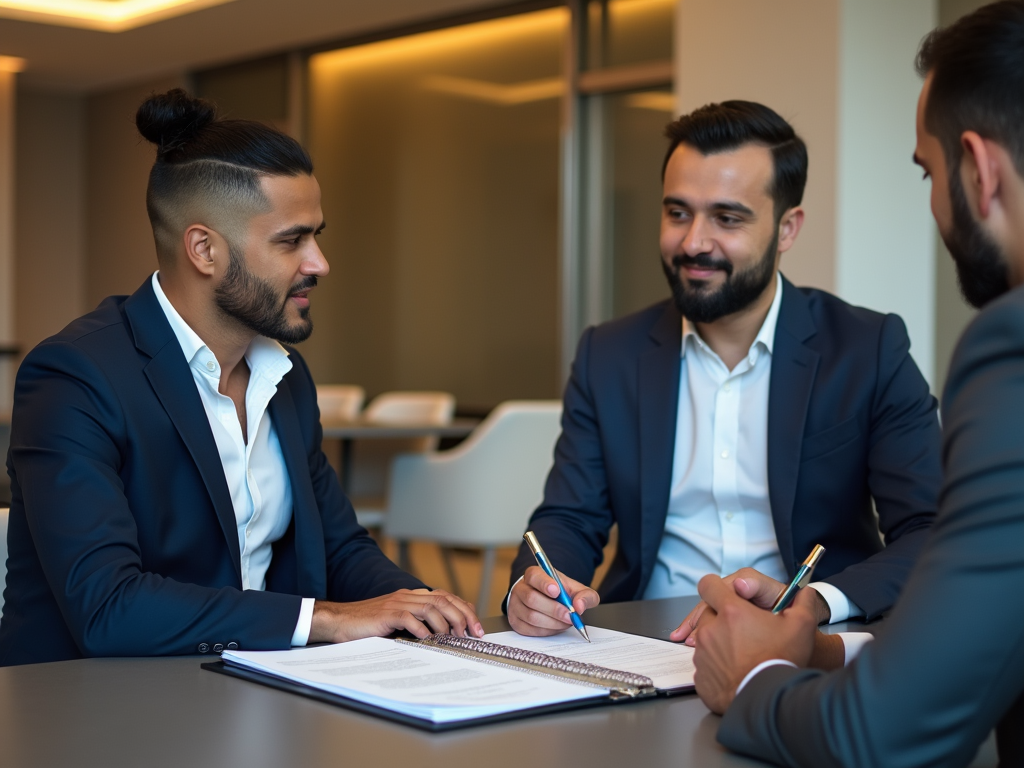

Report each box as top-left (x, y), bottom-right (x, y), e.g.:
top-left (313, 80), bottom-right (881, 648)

top-left (316, 384), bottom-right (366, 422)
top-left (383, 400), bottom-right (562, 612)
top-left (350, 391), bottom-right (456, 529)
top-left (0, 506), bottom-right (8, 620)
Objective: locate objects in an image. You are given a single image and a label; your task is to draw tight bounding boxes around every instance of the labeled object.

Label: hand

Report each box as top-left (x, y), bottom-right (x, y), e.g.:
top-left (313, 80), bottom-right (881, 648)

top-left (507, 565), bottom-right (600, 637)
top-left (309, 589), bottom-right (484, 644)
top-left (671, 567), bottom-right (786, 646)
top-left (692, 574), bottom-right (817, 715)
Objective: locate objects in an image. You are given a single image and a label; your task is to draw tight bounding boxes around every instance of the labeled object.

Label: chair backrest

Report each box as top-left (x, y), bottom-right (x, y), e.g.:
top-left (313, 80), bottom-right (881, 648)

top-left (0, 506), bottom-right (8, 619)
top-left (346, 392), bottom-right (456, 502)
top-left (385, 401), bottom-right (562, 545)
top-left (316, 385), bottom-right (366, 422)
top-left (363, 391), bottom-right (455, 425)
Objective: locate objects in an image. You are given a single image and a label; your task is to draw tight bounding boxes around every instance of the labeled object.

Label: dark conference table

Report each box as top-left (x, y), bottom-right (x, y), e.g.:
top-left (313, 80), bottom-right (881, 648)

top-left (0, 596), bottom-right (997, 768)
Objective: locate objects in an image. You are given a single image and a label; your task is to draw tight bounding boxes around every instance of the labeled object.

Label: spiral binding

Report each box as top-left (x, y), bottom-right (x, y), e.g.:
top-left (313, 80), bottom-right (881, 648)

top-left (416, 634), bottom-right (654, 690)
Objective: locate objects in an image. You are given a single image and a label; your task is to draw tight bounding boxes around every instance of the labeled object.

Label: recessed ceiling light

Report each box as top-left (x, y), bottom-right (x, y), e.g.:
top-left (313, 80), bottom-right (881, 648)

top-left (0, 0), bottom-right (237, 33)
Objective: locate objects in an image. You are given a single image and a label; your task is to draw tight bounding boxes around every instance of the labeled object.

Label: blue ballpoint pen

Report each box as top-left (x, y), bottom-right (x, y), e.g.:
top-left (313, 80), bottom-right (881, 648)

top-left (523, 530), bottom-right (591, 642)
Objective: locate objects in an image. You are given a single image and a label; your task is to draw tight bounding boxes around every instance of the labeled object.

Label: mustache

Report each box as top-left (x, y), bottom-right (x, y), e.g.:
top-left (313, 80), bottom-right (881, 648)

top-left (670, 253), bottom-right (734, 276)
top-left (288, 276), bottom-right (318, 295)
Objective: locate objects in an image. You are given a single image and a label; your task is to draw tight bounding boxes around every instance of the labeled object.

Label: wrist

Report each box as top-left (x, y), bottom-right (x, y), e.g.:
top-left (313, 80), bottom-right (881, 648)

top-left (811, 588), bottom-right (832, 625)
top-left (808, 632), bottom-right (844, 670)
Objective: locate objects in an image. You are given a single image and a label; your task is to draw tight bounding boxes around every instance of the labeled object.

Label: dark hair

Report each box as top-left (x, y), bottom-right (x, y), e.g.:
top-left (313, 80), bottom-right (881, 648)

top-left (136, 89), bottom-right (313, 257)
top-left (662, 100), bottom-right (808, 221)
top-left (915, 0), bottom-right (1024, 177)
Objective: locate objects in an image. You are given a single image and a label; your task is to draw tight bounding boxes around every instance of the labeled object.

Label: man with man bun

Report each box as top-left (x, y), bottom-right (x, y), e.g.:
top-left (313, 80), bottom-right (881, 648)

top-left (0, 89), bottom-right (483, 667)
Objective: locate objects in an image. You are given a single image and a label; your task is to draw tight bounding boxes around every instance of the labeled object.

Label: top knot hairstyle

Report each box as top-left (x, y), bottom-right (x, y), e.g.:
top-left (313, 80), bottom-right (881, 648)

top-left (662, 100), bottom-right (808, 222)
top-left (137, 88), bottom-right (314, 260)
top-left (916, 0), bottom-right (1024, 178)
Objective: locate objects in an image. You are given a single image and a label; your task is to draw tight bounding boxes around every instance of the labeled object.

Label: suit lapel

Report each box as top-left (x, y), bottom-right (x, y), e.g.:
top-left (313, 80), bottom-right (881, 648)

top-left (269, 380), bottom-right (327, 599)
top-left (767, 277), bottom-right (819, 574)
top-left (124, 281), bottom-right (242, 580)
top-left (637, 302), bottom-right (683, 595)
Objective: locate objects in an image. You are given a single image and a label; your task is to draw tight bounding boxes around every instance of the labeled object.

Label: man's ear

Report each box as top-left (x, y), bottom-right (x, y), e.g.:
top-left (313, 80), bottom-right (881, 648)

top-left (776, 206), bottom-right (805, 254)
top-left (960, 131), bottom-right (998, 220)
top-left (183, 225), bottom-right (219, 277)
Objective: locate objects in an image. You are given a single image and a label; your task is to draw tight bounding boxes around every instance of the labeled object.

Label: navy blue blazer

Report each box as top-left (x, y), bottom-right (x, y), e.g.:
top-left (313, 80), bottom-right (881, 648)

top-left (508, 276), bottom-right (942, 619)
top-left (0, 279), bottom-right (424, 667)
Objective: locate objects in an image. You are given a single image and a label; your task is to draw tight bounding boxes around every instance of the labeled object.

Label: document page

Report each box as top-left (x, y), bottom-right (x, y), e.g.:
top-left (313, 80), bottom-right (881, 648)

top-left (482, 626), bottom-right (695, 691)
top-left (222, 638), bottom-right (606, 724)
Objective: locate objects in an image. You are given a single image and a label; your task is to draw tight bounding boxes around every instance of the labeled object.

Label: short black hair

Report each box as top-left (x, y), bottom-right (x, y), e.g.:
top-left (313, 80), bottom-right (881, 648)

top-left (136, 88), bottom-right (314, 259)
top-left (662, 100), bottom-right (808, 221)
top-left (915, 0), bottom-right (1024, 177)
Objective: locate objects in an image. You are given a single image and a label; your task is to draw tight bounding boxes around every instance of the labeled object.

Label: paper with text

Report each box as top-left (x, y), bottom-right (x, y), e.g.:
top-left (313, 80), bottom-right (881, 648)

top-left (481, 626), bottom-right (695, 691)
top-left (222, 637), bottom-right (606, 723)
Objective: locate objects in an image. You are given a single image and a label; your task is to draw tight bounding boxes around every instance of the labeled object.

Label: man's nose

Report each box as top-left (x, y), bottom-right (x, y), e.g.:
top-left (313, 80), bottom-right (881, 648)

top-left (303, 242), bottom-right (330, 277)
top-left (681, 216), bottom-right (711, 255)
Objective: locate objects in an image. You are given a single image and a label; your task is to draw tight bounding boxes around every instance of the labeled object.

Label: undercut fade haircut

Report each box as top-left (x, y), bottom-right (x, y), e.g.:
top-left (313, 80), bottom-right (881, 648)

top-left (662, 100), bottom-right (808, 221)
top-left (915, 0), bottom-right (1024, 177)
top-left (136, 88), bottom-right (313, 260)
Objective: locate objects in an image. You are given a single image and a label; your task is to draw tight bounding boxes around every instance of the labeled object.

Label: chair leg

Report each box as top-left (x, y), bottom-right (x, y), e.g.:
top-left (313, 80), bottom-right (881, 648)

top-left (398, 541), bottom-right (412, 574)
top-left (439, 547), bottom-right (462, 596)
top-left (477, 547), bottom-right (496, 616)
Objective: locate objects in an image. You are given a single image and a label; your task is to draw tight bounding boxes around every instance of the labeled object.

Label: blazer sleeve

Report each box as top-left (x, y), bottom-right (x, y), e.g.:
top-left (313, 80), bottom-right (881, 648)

top-left (717, 295), bottom-right (1024, 767)
top-left (287, 353), bottom-right (427, 600)
top-left (819, 312), bottom-right (942, 618)
top-left (11, 341), bottom-right (303, 656)
top-left (505, 326), bottom-right (616, 603)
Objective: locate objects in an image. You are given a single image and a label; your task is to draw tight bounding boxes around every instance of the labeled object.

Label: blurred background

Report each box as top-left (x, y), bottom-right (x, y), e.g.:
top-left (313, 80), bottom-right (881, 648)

top-left (0, 0), bottom-right (989, 613)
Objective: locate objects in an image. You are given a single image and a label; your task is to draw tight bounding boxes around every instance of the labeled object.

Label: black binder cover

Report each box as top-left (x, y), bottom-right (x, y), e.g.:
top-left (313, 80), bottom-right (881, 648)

top-left (202, 660), bottom-right (647, 732)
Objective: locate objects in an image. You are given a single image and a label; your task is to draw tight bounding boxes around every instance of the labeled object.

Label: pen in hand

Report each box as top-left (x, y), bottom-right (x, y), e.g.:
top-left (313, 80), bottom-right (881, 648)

top-left (523, 531), bottom-right (591, 642)
top-left (771, 544), bottom-right (826, 614)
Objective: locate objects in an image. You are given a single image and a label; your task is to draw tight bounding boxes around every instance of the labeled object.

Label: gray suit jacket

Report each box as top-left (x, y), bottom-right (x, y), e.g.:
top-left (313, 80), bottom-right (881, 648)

top-left (717, 284), bottom-right (1024, 767)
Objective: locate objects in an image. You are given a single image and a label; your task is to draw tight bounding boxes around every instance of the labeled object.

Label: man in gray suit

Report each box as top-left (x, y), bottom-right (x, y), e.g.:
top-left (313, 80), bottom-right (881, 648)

top-left (689, 2), bottom-right (1024, 765)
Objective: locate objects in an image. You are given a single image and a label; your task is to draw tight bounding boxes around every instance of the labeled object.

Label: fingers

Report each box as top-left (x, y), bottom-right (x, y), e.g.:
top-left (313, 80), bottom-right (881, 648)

top-left (731, 568), bottom-right (786, 609)
top-left (670, 601), bottom-right (706, 643)
top-left (430, 589), bottom-right (485, 637)
top-left (398, 590), bottom-right (484, 638)
top-left (508, 568), bottom-right (599, 637)
top-left (698, 574), bottom-right (745, 613)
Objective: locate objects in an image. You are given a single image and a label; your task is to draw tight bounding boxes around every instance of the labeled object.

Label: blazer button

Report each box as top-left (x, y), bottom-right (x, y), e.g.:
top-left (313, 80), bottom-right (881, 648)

top-left (198, 643), bottom-right (210, 653)
top-left (213, 643), bottom-right (224, 653)
top-left (226, 642), bottom-right (239, 650)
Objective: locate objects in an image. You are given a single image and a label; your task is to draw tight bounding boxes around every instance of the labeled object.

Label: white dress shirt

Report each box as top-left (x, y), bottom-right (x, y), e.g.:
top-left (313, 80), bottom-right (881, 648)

top-left (642, 275), bottom-right (861, 624)
top-left (152, 273), bottom-right (315, 646)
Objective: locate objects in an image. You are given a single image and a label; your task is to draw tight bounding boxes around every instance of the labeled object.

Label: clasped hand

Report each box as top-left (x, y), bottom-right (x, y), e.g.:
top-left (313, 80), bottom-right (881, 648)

top-left (309, 588), bottom-right (484, 644)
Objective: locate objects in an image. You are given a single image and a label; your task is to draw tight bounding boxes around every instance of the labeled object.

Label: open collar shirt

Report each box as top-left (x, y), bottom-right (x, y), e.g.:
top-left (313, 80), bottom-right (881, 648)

top-left (152, 272), bottom-right (314, 645)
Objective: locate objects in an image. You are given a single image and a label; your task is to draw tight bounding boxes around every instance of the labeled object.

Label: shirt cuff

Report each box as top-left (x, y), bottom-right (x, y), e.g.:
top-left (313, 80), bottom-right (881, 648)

top-left (809, 582), bottom-right (865, 624)
top-left (736, 659), bottom-right (797, 695)
top-left (505, 575), bottom-right (524, 613)
top-left (838, 632), bottom-right (874, 665)
top-left (290, 598), bottom-right (315, 646)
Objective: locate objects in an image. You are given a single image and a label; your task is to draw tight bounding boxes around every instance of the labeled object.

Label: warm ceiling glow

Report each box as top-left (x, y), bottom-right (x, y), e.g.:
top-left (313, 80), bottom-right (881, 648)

top-left (423, 75), bottom-right (563, 106)
top-left (0, 0), bottom-right (237, 32)
top-left (0, 55), bottom-right (26, 72)
top-left (313, 8), bottom-right (566, 72)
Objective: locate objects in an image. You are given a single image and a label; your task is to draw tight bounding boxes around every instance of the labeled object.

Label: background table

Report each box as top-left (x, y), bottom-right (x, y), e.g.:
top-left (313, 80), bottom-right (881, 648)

top-left (0, 596), bottom-right (997, 768)
top-left (321, 418), bottom-right (479, 493)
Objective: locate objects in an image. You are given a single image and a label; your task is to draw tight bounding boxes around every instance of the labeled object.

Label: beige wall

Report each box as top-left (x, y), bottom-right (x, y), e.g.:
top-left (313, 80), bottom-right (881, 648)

top-left (84, 74), bottom-right (186, 310)
top-left (674, 0), bottom-right (840, 293)
top-left (14, 89), bottom-right (87, 353)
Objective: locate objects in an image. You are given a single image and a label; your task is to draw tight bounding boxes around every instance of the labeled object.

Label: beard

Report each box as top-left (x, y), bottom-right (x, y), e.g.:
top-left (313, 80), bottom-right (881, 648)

top-left (214, 243), bottom-right (316, 344)
top-left (944, 169), bottom-right (1010, 309)
top-left (662, 228), bottom-right (779, 324)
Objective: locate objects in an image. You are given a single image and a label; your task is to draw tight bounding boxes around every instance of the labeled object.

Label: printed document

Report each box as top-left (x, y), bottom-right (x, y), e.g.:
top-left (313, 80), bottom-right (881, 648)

top-left (222, 637), bottom-right (606, 724)
top-left (482, 625), bottom-right (695, 691)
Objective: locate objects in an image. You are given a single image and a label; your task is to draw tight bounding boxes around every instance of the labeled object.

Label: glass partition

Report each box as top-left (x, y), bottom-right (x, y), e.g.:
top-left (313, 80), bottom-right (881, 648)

top-left (305, 9), bottom-right (567, 411)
